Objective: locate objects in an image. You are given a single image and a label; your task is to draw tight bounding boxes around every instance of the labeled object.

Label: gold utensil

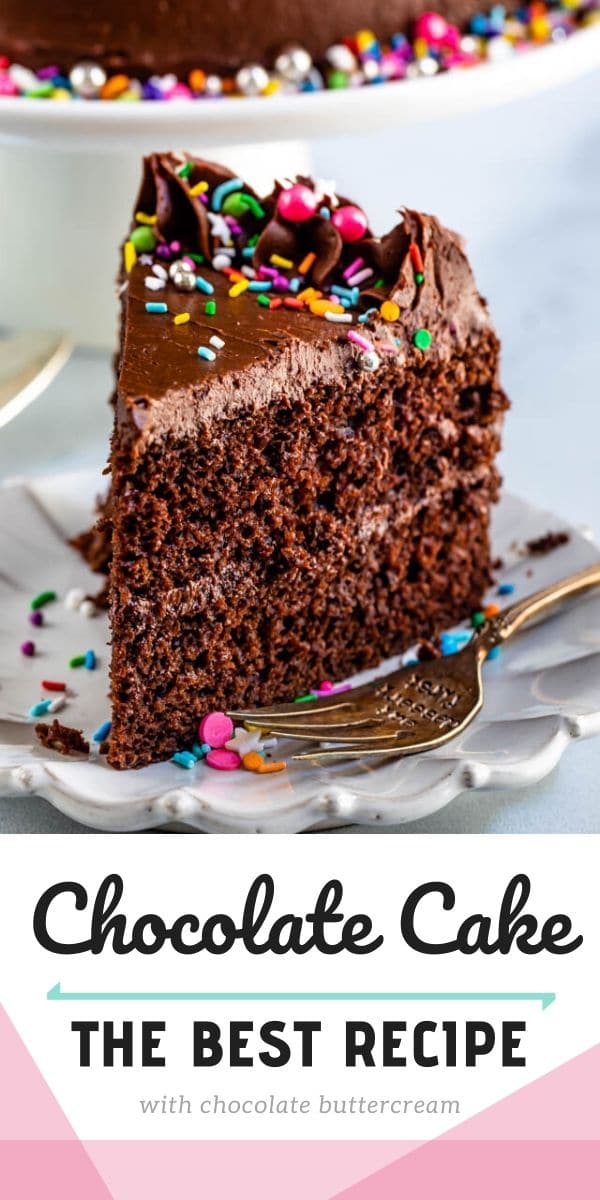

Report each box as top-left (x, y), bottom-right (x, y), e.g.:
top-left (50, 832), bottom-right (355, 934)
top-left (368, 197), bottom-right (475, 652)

top-left (228, 563), bottom-right (600, 762)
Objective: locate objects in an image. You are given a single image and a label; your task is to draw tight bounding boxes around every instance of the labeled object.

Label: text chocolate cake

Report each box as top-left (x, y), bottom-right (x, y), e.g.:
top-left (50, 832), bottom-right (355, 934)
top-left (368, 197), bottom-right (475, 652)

top-left (100, 152), bottom-right (508, 769)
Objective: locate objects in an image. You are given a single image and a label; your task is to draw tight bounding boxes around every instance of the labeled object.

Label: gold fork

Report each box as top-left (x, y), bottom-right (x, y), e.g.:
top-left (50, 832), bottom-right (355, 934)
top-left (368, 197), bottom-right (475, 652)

top-left (228, 563), bottom-right (600, 762)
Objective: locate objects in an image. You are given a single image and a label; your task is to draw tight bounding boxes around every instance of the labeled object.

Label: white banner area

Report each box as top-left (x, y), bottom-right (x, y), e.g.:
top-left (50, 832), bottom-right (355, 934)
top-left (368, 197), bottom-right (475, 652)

top-left (0, 834), bottom-right (597, 1140)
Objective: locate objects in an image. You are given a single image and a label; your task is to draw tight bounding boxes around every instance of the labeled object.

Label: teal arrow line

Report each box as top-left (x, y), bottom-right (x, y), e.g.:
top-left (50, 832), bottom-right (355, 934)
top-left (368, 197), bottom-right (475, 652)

top-left (47, 983), bottom-right (555, 1010)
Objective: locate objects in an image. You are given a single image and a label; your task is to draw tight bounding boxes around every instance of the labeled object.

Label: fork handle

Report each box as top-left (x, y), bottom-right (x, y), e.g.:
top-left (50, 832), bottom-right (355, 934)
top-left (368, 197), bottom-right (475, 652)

top-left (479, 561), bottom-right (600, 654)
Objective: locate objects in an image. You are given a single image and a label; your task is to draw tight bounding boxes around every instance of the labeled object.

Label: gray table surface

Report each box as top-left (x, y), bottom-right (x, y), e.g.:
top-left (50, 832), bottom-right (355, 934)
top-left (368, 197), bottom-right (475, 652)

top-left (1, 69), bottom-right (599, 833)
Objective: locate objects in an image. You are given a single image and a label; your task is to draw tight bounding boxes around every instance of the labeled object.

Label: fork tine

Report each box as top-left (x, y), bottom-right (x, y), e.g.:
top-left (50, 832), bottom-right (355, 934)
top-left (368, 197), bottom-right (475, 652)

top-left (292, 737), bottom-right (410, 761)
top-left (227, 695), bottom-right (354, 721)
top-left (244, 709), bottom-right (376, 735)
top-left (246, 720), bottom-right (401, 743)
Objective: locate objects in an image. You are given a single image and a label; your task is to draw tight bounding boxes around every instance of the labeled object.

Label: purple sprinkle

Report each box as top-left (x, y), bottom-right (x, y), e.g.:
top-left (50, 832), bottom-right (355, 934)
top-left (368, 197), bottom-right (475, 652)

top-left (142, 82), bottom-right (163, 100)
top-left (37, 65), bottom-right (60, 79)
top-left (259, 266), bottom-right (279, 279)
top-left (156, 244), bottom-right (171, 260)
top-left (20, 640), bottom-right (35, 657)
top-left (29, 610), bottom-right (43, 627)
top-left (273, 276), bottom-right (290, 292)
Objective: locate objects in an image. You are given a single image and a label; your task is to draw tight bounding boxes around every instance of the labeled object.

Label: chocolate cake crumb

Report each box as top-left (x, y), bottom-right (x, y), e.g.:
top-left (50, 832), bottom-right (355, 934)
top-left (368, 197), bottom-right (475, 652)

top-left (36, 720), bottom-right (90, 757)
top-left (416, 638), bottom-right (442, 662)
top-left (526, 531), bottom-right (570, 556)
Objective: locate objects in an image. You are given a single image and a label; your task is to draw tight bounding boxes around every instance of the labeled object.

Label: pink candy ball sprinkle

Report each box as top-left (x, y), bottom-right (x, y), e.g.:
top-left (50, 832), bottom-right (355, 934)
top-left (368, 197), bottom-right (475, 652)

top-left (414, 11), bottom-right (450, 44)
top-left (0, 75), bottom-right (19, 96)
top-left (332, 205), bottom-right (368, 243)
top-left (206, 748), bottom-right (242, 771)
top-left (277, 184), bottom-right (319, 224)
top-left (20, 640), bottom-right (35, 657)
top-left (199, 711), bottom-right (234, 749)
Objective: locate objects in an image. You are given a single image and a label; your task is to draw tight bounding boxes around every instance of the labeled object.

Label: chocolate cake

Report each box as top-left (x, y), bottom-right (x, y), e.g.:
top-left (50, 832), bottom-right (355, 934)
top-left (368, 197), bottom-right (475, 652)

top-left (101, 152), bottom-right (508, 769)
top-left (1, 0), bottom-right (505, 79)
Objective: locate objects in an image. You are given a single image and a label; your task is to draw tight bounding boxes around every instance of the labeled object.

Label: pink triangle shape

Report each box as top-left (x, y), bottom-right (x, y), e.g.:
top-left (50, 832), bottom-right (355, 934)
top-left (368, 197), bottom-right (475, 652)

top-left (0, 1003), bottom-right (113, 1199)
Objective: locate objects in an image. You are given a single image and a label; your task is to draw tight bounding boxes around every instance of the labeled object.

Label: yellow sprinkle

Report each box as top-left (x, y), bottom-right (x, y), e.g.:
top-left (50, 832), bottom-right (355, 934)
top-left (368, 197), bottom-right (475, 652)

top-left (189, 181), bottom-right (209, 197)
top-left (270, 254), bottom-right (294, 270)
top-left (356, 28), bottom-right (377, 52)
top-left (297, 287), bottom-right (321, 302)
top-left (380, 300), bottom-right (400, 322)
top-left (298, 252), bottom-right (316, 275)
top-left (262, 79), bottom-right (281, 96)
top-left (123, 240), bottom-right (137, 273)
top-left (310, 299), bottom-right (345, 317)
top-left (51, 87), bottom-right (71, 101)
top-left (229, 279), bottom-right (250, 298)
top-left (173, 312), bottom-right (190, 325)
top-left (414, 36), bottom-right (429, 58)
top-left (135, 211), bottom-right (157, 225)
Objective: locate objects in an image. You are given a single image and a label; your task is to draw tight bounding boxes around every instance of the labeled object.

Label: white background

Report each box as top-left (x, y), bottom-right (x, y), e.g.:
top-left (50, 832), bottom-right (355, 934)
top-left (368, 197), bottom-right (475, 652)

top-left (0, 835), bottom-right (597, 1139)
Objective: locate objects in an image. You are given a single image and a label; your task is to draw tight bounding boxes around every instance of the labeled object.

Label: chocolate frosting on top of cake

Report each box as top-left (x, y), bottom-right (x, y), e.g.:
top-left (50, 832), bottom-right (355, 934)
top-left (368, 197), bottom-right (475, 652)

top-left (118, 152), bottom-right (494, 441)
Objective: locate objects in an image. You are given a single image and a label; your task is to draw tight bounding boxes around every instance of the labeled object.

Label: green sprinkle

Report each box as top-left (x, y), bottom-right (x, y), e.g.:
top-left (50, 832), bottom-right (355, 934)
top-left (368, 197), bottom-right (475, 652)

top-left (328, 70), bottom-right (349, 89)
top-left (130, 225), bottom-right (157, 253)
top-left (205, 300), bottom-right (217, 316)
top-left (294, 693), bottom-right (317, 704)
top-left (189, 253), bottom-right (205, 264)
top-left (413, 328), bottom-right (432, 350)
top-left (471, 611), bottom-right (486, 629)
top-left (69, 654), bottom-right (86, 668)
top-left (26, 82), bottom-right (54, 98)
top-left (415, 272), bottom-right (425, 285)
top-left (247, 234), bottom-right (259, 247)
top-left (257, 294), bottom-right (270, 307)
top-left (374, 279), bottom-right (385, 289)
top-left (30, 590), bottom-right (57, 611)
top-left (177, 161), bottom-right (194, 179)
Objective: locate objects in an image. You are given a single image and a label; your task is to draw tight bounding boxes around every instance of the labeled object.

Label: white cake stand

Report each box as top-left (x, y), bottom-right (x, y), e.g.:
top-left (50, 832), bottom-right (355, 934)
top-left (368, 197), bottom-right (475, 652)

top-left (0, 26), bottom-right (599, 346)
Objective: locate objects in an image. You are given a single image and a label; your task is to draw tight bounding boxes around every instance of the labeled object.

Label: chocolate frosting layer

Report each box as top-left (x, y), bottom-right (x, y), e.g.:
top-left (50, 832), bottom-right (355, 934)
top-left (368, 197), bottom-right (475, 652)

top-left (118, 152), bottom-right (495, 444)
top-left (1, 0), bottom-right (503, 77)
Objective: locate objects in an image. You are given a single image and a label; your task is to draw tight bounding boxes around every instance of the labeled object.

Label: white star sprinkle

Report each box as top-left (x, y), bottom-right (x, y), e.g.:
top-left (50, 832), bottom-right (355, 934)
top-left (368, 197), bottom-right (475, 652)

top-left (225, 728), bottom-right (277, 756)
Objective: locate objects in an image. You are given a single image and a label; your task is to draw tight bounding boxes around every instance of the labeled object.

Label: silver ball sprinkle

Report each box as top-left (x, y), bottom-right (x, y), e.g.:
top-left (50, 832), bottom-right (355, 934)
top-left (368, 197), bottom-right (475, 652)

top-left (204, 74), bottom-right (223, 96)
top-left (274, 43), bottom-right (313, 83)
top-left (360, 350), bottom-right (381, 372)
top-left (235, 63), bottom-right (270, 96)
top-left (69, 60), bottom-right (107, 98)
top-left (169, 260), bottom-right (196, 291)
top-left (325, 43), bottom-right (357, 73)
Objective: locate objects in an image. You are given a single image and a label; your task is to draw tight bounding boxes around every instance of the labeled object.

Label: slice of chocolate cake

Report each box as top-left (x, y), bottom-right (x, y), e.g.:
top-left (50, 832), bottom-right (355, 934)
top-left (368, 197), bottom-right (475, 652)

top-left (105, 152), bottom-right (508, 769)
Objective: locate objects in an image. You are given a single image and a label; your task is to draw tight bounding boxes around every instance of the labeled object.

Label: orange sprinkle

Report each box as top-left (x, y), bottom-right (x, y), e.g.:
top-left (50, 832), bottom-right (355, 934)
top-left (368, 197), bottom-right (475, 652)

top-left (101, 73), bottom-right (130, 99)
top-left (269, 298), bottom-right (283, 310)
top-left (283, 297), bottom-right (305, 310)
top-left (409, 243), bottom-right (424, 274)
top-left (298, 251), bottom-right (317, 275)
top-left (484, 603), bottom-right (501, 618)
top-left (227, 269), bottom-right (246, 283)
top-left (188, 68), bottom-right (206, 93)
top-left (242, 751), bottom-right (286, 774)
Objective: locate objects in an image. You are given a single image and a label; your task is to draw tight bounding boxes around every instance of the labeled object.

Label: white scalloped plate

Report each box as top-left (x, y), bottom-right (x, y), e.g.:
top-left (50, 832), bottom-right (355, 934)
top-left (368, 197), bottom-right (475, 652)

top-left (1, 470), bottom-right (599, 833)
top-left (1, 28), bottom-right (599, 152)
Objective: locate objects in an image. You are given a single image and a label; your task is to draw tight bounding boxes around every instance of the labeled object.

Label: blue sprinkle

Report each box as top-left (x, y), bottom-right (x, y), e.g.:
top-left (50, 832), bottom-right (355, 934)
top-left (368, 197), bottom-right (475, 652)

top-left (200, 742), bottom-right (211, 754)
top-left (211, 177), bottom-right (244, 212)
top-left (145, 302), bottom-right (168, 314)
top-left (331, 285), bottom-right (355, 301)
top-left (191, 742), bottom-right (206, 759)
top-left (93, 719), bottom-right (112, 743)
top-left (289, 277), bottom-right (301, 294)
top-left (84, 649), bottom-right (96, 670)
top-left (403, 655), bottom-right (418, 666)
top-left (242, 246), bottom-right (255, 259)
top-left (319, 206), bottom-right (331, 219)
top-left (487, 646), bottom-right (501, 661)
top-left (172, 751), bottom-right (197, 769)
top-left (195, 275), bottom-right (215, 295)
top-left (248, 281), bottom-right (272, 292)
top-left (29, 699), bottom-right (52, 718)
top-left (497, 582), bottom-right (515, 595)
top-left (198, 346), bottom-right (216, 362)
